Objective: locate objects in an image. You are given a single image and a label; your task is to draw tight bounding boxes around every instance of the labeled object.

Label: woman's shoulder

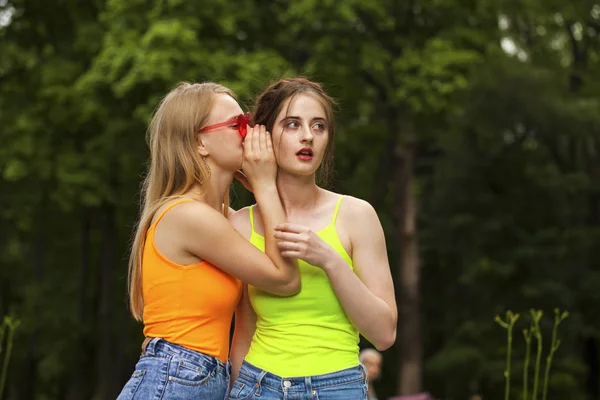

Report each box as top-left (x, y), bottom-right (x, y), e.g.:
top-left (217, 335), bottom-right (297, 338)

top-left (152, 197), bottom-right (223, 230)
top-left (330, 192), bottom-right (380, 226)
top-left (324, 190), bottom-right (377, 215)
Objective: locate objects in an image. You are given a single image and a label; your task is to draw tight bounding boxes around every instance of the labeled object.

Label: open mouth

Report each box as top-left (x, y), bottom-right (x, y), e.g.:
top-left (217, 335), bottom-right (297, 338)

top-left (296, 148), bottom-right (314, 158)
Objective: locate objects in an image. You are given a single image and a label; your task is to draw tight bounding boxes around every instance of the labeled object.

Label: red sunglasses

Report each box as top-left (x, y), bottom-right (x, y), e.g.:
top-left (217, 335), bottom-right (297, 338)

top-left (198, 113), bottom-right (252, 138)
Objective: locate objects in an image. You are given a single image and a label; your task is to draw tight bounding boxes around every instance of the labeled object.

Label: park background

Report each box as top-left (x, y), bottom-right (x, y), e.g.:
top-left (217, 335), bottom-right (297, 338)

top-left (1, 0), bottom-right (600, 399)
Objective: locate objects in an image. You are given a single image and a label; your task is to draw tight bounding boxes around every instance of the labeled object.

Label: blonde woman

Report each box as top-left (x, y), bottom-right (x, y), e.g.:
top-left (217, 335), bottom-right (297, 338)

top-left (117, 82), bottom-right (299, 400)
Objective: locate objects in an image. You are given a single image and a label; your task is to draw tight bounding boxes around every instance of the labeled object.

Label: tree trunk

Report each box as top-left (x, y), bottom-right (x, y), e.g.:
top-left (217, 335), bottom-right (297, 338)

top-left (18, 211), bottom-right (45, 399)
top-left (66, 209), bottom-right (92, 400)
top-left (395, 140), bottom-right (423, 395)
top-left (96, 204), bottom-right (118, 399)
top-left (583, 337), bottom-right (599, 398)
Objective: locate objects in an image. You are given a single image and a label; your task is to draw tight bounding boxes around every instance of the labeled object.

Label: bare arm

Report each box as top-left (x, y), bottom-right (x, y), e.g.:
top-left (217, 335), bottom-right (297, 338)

top-left (323, 199), bottom-right (397, 350)
top-left (254, 183), bottom-right (296, 288)
top-left (172, 201), bottom-right (299, 295)
top-left (154, 126), bottom-right (298, 294)
top-left (229, 286), bottom-right (256, 384)
top-left (274, 198), bottom-right (397, 349)
top-left (234, 124), bottom-right (299, 294)
top-left (323, 198), bottom-right (398, 350)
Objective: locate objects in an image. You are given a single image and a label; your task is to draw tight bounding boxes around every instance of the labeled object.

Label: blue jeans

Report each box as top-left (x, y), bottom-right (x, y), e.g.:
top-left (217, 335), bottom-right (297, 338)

top-left (117, 338), bottom-right (231, 400)
top-left (229, 360), bottom-right (368, 400)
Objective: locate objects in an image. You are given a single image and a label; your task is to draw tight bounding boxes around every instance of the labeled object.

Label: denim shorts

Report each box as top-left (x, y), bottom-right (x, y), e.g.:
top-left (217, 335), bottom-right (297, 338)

top-left (229, 360), bottom-right (368, 400)
top-left (117, 338), bottom-right (231, 400)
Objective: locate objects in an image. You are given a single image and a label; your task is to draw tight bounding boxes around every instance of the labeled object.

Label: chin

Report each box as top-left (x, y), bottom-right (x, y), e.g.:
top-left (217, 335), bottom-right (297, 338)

top-left (222, 159), bottom-right (243, 173)
top-left (274, 158), bottom-right (316, 177)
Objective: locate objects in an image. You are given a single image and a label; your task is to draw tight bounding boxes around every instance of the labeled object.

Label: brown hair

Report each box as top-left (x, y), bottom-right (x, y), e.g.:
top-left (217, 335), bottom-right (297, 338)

top-left (128, 82), bottom-right (235, 321)
top-left (253, 77), bottom-right (336, 186)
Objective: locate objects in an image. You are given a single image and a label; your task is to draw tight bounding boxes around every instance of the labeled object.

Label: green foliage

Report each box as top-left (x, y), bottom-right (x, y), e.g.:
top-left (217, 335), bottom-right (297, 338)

top-left (495, 310), bottom-right (569, 400)
top-left (1, 0), bottom-right (599, 399)
top-left (0, 316), bottom-right (20, 399)
top-left (495, 311), bottom-right (520, 400)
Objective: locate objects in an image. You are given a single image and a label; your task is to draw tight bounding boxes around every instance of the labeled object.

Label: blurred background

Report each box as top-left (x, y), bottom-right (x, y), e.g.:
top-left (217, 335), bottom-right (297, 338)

top-left (1, 0), bottom-right (600, 399)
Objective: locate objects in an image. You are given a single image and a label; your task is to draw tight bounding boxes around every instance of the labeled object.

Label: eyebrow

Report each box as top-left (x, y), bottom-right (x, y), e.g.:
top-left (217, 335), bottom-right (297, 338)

top-left (283, 116), bottom-right (327, 121)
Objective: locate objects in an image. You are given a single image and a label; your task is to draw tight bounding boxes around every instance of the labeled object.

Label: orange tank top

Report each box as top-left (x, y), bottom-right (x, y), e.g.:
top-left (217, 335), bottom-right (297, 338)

top-left (142, 199), bottom-right (242, 362)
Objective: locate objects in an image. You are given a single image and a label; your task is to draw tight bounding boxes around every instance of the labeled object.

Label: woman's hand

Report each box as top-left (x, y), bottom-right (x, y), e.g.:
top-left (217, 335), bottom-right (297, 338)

top-left (274, 223), bottom-right (341, 269)
top-left (240, 125), bottom-right (276, 191)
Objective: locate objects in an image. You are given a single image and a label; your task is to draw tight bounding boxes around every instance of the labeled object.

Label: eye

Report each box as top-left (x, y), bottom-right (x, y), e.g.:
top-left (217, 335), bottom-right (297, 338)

top-left (285, 120), bottom-right (300, 129)
top-left (313, 122), bottom-right (326, 131)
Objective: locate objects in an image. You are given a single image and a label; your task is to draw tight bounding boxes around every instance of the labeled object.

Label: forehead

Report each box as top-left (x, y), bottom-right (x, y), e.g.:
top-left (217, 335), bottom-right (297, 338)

top-left (209, 93), bottom-right (243, 123)
top-left (277, 93), bottom-right (327, 120)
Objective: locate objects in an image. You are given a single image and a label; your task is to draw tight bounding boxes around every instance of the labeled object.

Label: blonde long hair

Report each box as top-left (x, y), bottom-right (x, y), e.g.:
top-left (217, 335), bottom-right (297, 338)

top-left (128, 82), bottom-right (235, 321)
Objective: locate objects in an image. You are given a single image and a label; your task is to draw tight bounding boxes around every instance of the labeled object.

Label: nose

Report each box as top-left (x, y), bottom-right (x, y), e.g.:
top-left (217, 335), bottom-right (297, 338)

top-left (299, 125), bottom-right (314, 143)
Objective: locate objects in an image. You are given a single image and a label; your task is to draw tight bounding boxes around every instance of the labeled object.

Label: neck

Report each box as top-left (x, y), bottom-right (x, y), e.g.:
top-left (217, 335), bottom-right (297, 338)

top-left (186, 167), bottom-right (233, 212)
top-left (276, 170), bottom-right (320, 214)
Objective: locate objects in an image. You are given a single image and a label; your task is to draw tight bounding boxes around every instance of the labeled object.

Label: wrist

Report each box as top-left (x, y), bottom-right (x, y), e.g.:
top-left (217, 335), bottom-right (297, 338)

top-left (322, 253), bottom-right (346, 274)
top-left (253, 184), bottom-right (281, 212)
top-left (252, 181), bottom-right (278, 193)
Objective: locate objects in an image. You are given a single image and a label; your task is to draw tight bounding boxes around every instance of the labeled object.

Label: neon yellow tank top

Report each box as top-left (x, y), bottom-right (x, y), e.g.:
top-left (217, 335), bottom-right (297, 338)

top-left (245, 195), bottom-right (360, 377)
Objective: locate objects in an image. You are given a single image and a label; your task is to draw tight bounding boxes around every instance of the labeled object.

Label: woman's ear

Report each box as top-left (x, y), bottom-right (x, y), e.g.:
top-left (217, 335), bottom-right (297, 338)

top-left (196, 134), bottom-right (210, 157)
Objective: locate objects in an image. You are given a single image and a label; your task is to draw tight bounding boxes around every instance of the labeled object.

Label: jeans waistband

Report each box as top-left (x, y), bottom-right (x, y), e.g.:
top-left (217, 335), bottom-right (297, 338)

top-left (239, 360), bottom-right (367, 391)
top-left (143, 337), bottom-right (230, 376)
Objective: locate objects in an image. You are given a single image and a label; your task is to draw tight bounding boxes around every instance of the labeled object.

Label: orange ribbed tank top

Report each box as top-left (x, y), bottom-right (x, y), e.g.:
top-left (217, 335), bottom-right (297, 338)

top-left (142, 199), bottom-right (242, 362)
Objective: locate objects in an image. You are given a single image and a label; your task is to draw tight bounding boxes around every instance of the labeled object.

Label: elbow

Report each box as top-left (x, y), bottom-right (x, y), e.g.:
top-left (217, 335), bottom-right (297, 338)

top-left (375, 327), bottom-right (396, 351)
top-left (258, 274), bottom-right (301, 296)
top-left (277, 275), bottom-right (301, 296)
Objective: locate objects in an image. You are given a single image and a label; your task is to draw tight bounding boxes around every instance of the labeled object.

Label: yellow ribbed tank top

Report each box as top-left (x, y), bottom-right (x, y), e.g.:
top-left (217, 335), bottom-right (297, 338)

top-left (245, 196), bottom-right (360, 377)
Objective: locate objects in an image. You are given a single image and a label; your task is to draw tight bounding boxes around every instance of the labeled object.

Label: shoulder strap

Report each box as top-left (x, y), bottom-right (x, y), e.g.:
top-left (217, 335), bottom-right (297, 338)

top-left (249, 204), bottom-right (256, 233)
top-left (331, 195), bottom-right (346, 225)
top-left (152, 199), bottom-right (194, 229)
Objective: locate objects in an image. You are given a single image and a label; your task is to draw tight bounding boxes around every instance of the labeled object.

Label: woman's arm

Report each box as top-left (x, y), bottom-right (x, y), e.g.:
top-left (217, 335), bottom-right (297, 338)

top-left (228, 203), bottom-right (258, 383)
top-left (157, 126), bottom-right (299, 295)
top-left (229, 286), bottom-right (257, 384)
top-left (242, 125), bottom-right (296, 289)
top-left (162, 201), bottom-right (298, 295)
top-left (274, 197), bottom-right (397, 349)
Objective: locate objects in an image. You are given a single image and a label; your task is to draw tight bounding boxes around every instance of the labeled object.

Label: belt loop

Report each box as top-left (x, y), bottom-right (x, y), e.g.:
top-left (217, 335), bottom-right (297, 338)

top-left (141, 337), bottom-right (158, 355)
top-left (360, 363), bottom-right (369, 387)
top-left (305, 376), bottom-right (314, 398)
top-left (255, 369), bottom-right (267, 396)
